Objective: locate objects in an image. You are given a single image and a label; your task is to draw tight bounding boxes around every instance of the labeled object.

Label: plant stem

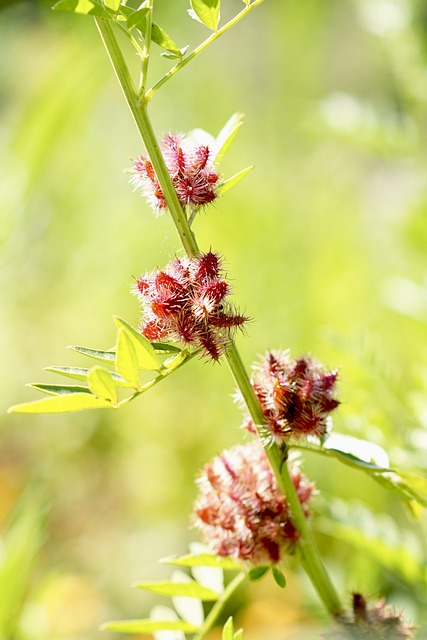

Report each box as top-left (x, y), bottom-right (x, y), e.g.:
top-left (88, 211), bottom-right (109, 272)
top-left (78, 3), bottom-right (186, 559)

top-left (140, 0), bottom-right (153, 92)
top-left (95, 16), bottom-right (343, 619)
top-left (145, 0), bottom-right (266, 102)
top-left (96, 18), bottom-right (199, 258)
top-left (193, 572), bottom-right (246, 640)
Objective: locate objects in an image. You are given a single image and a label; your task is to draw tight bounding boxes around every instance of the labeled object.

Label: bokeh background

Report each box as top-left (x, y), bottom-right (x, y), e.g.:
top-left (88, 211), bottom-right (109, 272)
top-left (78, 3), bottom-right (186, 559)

top-left (2, 0), bottom-right (427, 637)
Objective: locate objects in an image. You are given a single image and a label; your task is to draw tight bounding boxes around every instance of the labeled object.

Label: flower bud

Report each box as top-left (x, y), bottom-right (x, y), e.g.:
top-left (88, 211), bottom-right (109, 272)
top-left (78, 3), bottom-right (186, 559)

top-left (192, 440), bottom-right (314, 566)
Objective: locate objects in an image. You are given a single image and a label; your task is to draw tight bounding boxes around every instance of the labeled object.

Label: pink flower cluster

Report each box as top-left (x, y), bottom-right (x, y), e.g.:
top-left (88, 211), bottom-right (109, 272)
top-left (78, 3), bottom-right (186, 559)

top-left (242, 350), bottom-right (339, 443)
top-left (193, 440), bottom-right (314, 566)
top-left (134, 252), bottom-right (247, 361)
top-left (130, 133), bottom-right (220, 213)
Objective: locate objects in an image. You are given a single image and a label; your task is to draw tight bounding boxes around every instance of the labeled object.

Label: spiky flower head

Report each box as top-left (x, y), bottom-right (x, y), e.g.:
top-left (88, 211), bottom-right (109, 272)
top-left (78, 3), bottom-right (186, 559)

top-left (134, 252), bottom-right (247, 361)
top-left (327, 593), bottom-right (414, 639)
top-left (240, 350), bottom-right (339, 443)
top-left (130, 133), bottom-right (221, 214)
top-left (192, 440), bottom-right (314, 566)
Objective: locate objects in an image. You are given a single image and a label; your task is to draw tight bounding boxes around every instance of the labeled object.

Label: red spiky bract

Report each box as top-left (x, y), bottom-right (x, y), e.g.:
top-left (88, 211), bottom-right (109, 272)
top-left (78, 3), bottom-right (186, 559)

top-left (130, 133), bottom-right (221, 214)
top-left (192, 441), bottom-right (314, 566)
top-left (240, 350), bottom-right (340, 443)
top-left (134, 252), bottom-right (248, 361)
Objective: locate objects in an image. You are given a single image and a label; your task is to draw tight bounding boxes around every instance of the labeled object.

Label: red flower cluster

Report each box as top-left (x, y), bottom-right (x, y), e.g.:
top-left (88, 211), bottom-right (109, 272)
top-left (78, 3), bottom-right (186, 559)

top-left (134, 252), bottom-right (247, 361)
top-left (328, 593), bottom-right (413, 639)
top-left (130, 133), bottom-right (221, 213)
top-left (241, 350), bottom-right (339, 443)
top-left (192, 441), bottom-right (314, 566)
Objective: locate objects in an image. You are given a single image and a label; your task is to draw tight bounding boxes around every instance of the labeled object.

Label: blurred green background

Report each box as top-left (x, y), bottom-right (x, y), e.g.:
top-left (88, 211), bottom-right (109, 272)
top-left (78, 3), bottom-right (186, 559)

top-left (2, 0), bottom-right (427, 637)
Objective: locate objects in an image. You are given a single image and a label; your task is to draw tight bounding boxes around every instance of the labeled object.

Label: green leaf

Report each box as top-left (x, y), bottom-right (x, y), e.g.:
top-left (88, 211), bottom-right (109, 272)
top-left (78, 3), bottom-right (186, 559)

top-left (52, 0), bottom-right (110, 17)
top-left (45, 366), bottom-right (132, 388)
top-left (316, 499), bottom-right (425, 585)
top-left (103, 0), bottom-right (120, 11)
top-left (134, 580), bottom-right (218, 600)
top-left (127, 10), bottom-right (181, 56)
top-left (8, 393), bottom-right (112, 414)
top-left (160, 553), bottom-right (240, 570)
top-left (248, 566), bottom-right (269, 581)
top-left (100, 619), bottom-right (199, 633)
top-left (28, 383), bottom-right (92, 396)
top-left (88, 366), bottom-right (118, 404)
top-left (234, 630), bottom-right (244, 640)
top-left (272, 567), bottom-right (286, 588)
top-left (152, 342), bottom-right (181, 354)
top-left (68, 345), bottom-right (116, 362)
top-left (215, 112), bottom-right (245, 162)
top-left (0, 492), bottom-right (47, 637)
top-left (114, 317), bottom-right (160, 371)
top-left (126, 6), bottom-right (149, 29)
top-left (218, 166), bottom-right (253, 195)
top-left (327, 449), bottom-right (390, 473)
top-left (189, 0), bottom-right (220, 31)
top-left (115, 329), bottom-right (140, 388)
top-left (223, 617), bottom-right (234, 640)
top-left (161, 349), bottom-right (191, 372)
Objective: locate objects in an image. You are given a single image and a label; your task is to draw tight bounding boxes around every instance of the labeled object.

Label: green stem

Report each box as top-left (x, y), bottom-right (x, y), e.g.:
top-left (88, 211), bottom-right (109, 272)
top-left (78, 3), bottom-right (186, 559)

top-left (95, 16), bottom-right (343, 619)
top-left (140, 0), bottom-right (153, 92)
top-left (95, 18), bottom-right (199, 257)
top-left (193, 572), bottom-right (246, 640)
top-left (145, 0), bottom-right (266, 102)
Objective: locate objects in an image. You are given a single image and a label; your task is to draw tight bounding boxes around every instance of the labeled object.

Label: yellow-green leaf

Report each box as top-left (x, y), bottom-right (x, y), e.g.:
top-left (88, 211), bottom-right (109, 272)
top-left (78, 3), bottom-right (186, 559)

top-left (218, 166), bottom-right (253, 195)
top-left (8, 393), bottom-right (112, 414)
top-left (133, 580), bottom-right (218, 601)
top-left (100, 619), bottom-right (199, 633)
top-left (160, 553), bottom-right (240, 570)
top-left (189, 0), bottom-right (220, 31)
top-left (52, 0), bottom-right (110, 17)
top-left (114, 317), bottom-right (160, 371)
top-left (88, 366), bottom-right (118, 404)
top-left (215, 112), bottom-right (244, 161)
top-left (115, 328), bottom-right (140, 387)
top-left (103, 0), bottom-right (120, 11)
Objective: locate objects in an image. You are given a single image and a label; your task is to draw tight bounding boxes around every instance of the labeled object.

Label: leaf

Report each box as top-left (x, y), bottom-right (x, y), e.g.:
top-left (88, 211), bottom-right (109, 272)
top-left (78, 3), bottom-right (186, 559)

top-left (88, 366), bottom-right (118, 404)
top-left (52, 0), bottom-right (110, 17)
top-left (115, 329), bottom-right (140, 388)
top-left (189, 0), bottom-right (220, 31)
top-left (68, 345), bottom-right (116, 362)
top-left (28, 383), bottom-right (92, 396)
top-left (161, 46), bottom-right (189, 60)
top-left (8, 393), bottom-right (112, 414)
top-left (316, 499), bottom-right (425, 584)
top-left (133, 580), bottom-right (218, 601)
top-left (152, 342), bottom-right (181, 354)
top-left (214, 112), bottom-right (245, 162)
top-left (218, 166), bottom-right (253, 195)
top-left (127, 10), bottom-right (181, 56)
top-left (103, 0), bottom-right (120, 11)
top-left (189, 543), bottom-right (224, 595)
top-left (161, 350), bottom-right (190, 372)
top-left (223, 617), bottom-right (234, 640)
top-left (234, 630), bottom-right (243, 640)
top-left (126, 6), bottom-right (149, 29)
top-left (324, 433), bottom-right (390, 469)
top-left (45, 366), bottom-right (132, 388)
top-left (248, 566), bottom-right (269, 582)
top-left (150, 605), bottom-right (186, 640)
top-left (171, 571), bottom-right (204, 628)
top-left (272, 567), bottom-right (286, 588)
top-left (0, 492), bottom-right (46, 637)
top-left (114, 316), bottom-right (160, 371)
top-left (160, 553), bottom-right (240, 570)
top-left (100, 619), bottom-right (199, 633)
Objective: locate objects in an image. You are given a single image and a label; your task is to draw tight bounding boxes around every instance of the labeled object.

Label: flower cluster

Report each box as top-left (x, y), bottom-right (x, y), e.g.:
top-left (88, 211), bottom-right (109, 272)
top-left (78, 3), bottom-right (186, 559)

top-left (240, 350), bottom-right (339, 443)
top-left (329, 593), bottom-right (414, 639)
top-left (192, 440), bottom-right (314, 566)
top-left (134, 252), bottom-right (247, 361)
top-left (130, 133), bottom-right (221, 213)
